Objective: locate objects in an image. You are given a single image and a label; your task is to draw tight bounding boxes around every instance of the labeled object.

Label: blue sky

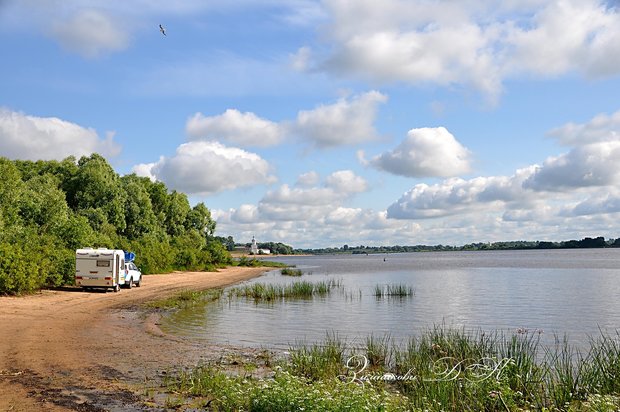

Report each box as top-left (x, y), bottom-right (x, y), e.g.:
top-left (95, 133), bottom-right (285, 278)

top-left (2, 0), bottom-right (620, 248)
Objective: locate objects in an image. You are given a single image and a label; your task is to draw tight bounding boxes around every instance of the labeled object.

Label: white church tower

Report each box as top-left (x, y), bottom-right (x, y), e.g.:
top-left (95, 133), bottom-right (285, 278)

top-left (250, 236), bottom-right (259, 255)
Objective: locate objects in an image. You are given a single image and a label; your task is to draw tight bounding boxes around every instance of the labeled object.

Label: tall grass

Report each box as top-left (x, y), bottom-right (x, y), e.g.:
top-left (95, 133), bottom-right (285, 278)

top-left (228, 279), bottom-right (342, 301)
top-left (163, 325), bottom-right (620, 411)
top-left (281, 268), bottom-right (303, 276)
top-left (374, 283), bottom-right (415, 298)
top-left (365, 334), bottom-right (393, 369)
top-left (287, 333), bottom-right (347, 381)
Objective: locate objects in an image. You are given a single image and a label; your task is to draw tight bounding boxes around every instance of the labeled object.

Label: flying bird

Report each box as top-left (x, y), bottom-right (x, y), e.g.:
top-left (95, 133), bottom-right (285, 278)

top-left (159, 24), bottom-right (166, 36)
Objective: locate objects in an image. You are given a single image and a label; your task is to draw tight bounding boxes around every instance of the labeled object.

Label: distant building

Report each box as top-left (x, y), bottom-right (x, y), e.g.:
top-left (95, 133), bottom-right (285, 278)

top-left (250, 236), bottom-right (259, 254)
top-left (250, 236), bottom-right (271, 255)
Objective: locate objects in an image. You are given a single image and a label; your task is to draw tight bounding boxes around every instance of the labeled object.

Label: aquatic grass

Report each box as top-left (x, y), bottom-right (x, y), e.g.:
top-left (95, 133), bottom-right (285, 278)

top-left (365, 334), bottom-right (393, 369)
top-left (286, 332), bottom-right (348, 381)
top-left (581, 331), bottom-right (620, 395)
top-left (340, 287), bottom-right (363, 301)
top-left (544, 335), bottom-right (589, 407)
top-left (386, 283), bottom-right (414, 297)
top-left (390, 326), bottom-right (550, 411)
top-left (227, 279), bottom-right (342, 301)
top-left (162, 325), bottom-right (620, 411)
top-left (280, 268), bottom-right (303, 276)
top-left (374, 283), bottom-right (414, 298)
top-left (145, 288), bottom-right (223, 309)
top-left (497, 330), bottom-right (546, 407)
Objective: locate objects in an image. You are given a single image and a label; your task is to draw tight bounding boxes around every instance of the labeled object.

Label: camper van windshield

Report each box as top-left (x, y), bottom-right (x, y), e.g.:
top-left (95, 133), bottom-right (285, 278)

top-left (96, 260), bottom-right (110, 267)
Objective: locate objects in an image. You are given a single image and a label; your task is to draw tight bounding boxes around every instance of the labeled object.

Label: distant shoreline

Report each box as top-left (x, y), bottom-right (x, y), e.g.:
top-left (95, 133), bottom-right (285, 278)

top-left (295, 235), bottom-right (618, 255)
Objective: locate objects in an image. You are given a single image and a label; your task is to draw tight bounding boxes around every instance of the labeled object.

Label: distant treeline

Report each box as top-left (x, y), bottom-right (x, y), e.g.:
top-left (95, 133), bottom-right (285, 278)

top-left (298, 236), bottom-right (620, 255)
top-left (0, 154), bottom-right (231, 295)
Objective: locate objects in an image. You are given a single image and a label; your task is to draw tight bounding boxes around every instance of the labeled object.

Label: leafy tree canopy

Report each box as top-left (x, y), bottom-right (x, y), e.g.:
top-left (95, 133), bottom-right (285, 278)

top-left (0, 154), bottom-right (229, 294)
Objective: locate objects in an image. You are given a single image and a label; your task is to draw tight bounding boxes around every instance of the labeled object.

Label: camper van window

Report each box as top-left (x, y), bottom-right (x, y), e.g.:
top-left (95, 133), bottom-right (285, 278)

top-left (96, 260), bottom-right (110, 267)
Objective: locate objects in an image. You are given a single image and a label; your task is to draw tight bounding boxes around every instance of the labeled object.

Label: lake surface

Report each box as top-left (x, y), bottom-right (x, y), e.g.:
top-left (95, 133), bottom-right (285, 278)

top-left (160, 249), bottom-right (620, 349)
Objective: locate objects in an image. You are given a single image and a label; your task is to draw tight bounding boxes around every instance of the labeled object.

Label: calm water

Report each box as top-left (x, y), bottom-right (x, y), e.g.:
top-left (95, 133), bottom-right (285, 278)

top-left (160, 249), bottom-right (620, 349)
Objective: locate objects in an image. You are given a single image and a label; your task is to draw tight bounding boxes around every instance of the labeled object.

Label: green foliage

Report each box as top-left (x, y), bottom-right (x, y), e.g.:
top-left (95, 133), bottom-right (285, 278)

top-left (281, 268), bottom-right (303, 276)
top-left (68, 153), bottom-right (128, 231)
top-left (0, 154), bottom-right (230, 294)
top-left (0, 241), bottom-right (42, 294)
top-left (0, 158), bottom-right (25, 228)
top-left (120, 175), bottom-right (159, 240)
top-left (257, 241), bottom-right (295, 255)
top-left (159, 325), bottom-right (620, 411)
top-left (169, 367), bottom-right (408, 412)
top-left (165, 191), bottom-right (190, 237)
top-left (19, 174), bottom-right (69, 232)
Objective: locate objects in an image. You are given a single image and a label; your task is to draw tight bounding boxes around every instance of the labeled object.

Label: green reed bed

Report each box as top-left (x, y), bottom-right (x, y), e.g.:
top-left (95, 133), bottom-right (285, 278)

top-left (227, 279), bottom-right (342, 301)
top-left (163, 325), bottom-right (620, 411)
top-left (281, 267), bottom-right (303, 276)
top-left (374, 283), bottom-right (415, 297)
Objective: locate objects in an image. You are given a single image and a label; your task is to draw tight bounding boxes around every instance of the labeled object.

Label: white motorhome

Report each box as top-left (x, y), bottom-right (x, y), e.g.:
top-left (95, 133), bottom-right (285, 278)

top-left (75, 248), bottom-right (127, 292)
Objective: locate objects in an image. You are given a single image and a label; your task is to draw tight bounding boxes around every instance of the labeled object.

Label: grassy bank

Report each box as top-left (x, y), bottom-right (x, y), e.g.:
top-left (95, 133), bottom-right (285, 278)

top-left (232, 256), bottom-right (287, 268)
top-left (157, 326), bottom-right (620, 411)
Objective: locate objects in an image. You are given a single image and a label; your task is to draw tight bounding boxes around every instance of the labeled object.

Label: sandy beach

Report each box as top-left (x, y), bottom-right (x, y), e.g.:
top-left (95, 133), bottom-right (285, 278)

top-left (0, 266), bottom-right (268, 411)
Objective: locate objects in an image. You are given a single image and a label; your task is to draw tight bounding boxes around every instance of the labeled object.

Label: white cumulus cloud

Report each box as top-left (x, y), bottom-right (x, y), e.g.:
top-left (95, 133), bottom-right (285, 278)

top-left (295, 171), bottom-right (320, 187)
top-left (523, 141), bottom-right (620, 191)
top-left (318, 0), bottom-right (620, 102)
top-left (133, 141), bottom-right (276, 195)
top-left (325, 170), bottom-right (368, 193)
top-left (186, 109), bottom-right (285, 147)
top-left (548, 109), bottom-right (620, 146)
top-left (0, 108), bottom-right (121, 161)
top-left (368, 127), bottom-right (472, 178)
top-left (294, 91), bottom-right (388, 148)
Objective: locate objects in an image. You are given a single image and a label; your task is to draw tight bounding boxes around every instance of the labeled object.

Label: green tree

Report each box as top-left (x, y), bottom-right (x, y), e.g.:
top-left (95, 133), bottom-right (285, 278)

top-left (165, 191), bottom-right (190, 237)
top-left (120, 175), bottom-right (159, 240)
top-left (0, 158), bottom-right (25, 229)
top-left (146, 180), bottom-right (171, 227)
top-left (67, 154), bottom-right (127, 232)
top-left (185, 202), bottom-right (217, 238)
top-left (19, 174), bottom-right (69, 233)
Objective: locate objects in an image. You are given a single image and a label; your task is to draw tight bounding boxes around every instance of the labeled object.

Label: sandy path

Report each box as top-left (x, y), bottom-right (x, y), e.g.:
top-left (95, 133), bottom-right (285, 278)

top-left (0, 267), bottom-right (268, 411)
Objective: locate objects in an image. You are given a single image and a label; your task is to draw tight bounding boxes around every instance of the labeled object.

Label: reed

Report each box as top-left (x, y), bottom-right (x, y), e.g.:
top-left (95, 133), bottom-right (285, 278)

top-left (374, 283), bottom-right (414, 298)
top-left (281, 268), bottom-right (303, 276)
top-left (386, 283), bottom-right (414, 297)
top-left (228, 279), bottom-right (341, 301)
top-left (287, 332), bottom-right (347, 381)
top-left (365, 334), bottom-right (393, 368)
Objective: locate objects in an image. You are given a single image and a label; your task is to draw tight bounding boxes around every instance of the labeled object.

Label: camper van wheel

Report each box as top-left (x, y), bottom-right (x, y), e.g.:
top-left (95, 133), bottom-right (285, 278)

top-left (114, 284), bottom-right (120, 293)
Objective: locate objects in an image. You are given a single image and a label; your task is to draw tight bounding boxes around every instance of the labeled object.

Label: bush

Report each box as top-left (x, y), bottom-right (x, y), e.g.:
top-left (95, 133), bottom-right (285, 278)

top-left (0, 242), bottom-right (45, 294)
